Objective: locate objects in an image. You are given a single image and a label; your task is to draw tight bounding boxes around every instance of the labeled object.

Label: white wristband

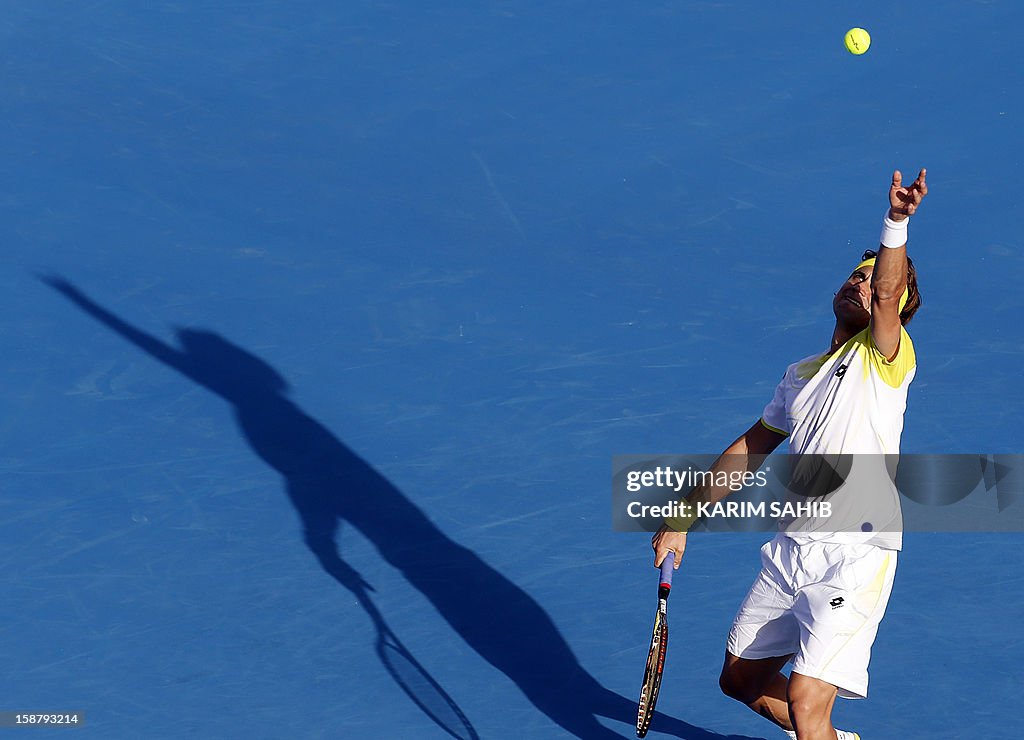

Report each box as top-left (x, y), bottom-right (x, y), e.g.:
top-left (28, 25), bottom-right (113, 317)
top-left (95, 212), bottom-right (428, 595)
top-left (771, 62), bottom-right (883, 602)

top-left (880, 214), bottom-right (908, 249)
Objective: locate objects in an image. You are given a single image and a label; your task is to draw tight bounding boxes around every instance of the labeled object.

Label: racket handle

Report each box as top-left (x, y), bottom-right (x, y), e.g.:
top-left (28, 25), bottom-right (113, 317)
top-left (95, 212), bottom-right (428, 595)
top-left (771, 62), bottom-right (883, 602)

top-left (659, 552), bottom-right (675, 588)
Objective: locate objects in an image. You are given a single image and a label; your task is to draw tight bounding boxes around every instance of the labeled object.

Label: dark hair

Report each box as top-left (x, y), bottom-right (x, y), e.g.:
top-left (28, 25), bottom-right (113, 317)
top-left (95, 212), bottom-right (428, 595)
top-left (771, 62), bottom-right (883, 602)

top-left (861, 249), bottom-right (921, 325)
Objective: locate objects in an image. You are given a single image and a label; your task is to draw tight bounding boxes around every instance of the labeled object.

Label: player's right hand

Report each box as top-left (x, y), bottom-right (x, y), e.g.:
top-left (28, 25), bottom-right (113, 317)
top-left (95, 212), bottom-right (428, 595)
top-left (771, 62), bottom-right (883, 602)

top-left (652, 524), bottom-right (687, 569)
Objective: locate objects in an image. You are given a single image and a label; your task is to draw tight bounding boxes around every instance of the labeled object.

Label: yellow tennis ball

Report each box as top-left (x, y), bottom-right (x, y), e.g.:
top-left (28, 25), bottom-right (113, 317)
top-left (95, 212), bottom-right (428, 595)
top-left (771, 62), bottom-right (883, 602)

top-left (844, 27), bottom-right (871, 55)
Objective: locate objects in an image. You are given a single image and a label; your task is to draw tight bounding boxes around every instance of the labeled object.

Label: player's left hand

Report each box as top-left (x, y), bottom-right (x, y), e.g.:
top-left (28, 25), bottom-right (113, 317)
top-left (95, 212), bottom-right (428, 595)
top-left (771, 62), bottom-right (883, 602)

top-left (38, 274), bottom-right (80, 297)
top-left (888, 168), bottom-right (928, 221)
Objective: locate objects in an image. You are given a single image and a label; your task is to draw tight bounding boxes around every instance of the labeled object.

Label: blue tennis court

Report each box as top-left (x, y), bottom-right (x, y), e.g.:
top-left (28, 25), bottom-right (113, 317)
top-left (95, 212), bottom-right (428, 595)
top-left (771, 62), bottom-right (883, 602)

top-left (4, 1), bottom-right (1022, 737)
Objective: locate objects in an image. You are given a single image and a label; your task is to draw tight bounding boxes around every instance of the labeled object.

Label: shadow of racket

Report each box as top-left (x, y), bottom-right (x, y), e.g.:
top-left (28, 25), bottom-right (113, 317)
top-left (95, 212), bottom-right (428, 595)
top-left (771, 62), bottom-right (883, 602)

top-left (354, 581), bottom-right (479, 740)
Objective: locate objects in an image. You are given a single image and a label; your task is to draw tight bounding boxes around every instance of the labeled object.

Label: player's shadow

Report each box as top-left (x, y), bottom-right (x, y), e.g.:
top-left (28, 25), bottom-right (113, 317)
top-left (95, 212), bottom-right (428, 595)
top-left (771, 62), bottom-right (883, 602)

top-left (45, 277), bottom-right (762, 740)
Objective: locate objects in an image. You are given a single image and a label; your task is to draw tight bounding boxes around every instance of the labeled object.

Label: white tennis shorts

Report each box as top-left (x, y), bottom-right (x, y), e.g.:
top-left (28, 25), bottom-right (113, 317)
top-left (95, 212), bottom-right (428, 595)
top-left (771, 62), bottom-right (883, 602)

top-left (726, 534), bottom-right (897, 699)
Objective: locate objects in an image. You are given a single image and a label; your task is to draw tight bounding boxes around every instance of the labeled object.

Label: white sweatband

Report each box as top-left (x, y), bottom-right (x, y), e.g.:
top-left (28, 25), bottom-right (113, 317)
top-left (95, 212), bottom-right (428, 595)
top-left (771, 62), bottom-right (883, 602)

top-left (880, 214), bottom-right (909, 249)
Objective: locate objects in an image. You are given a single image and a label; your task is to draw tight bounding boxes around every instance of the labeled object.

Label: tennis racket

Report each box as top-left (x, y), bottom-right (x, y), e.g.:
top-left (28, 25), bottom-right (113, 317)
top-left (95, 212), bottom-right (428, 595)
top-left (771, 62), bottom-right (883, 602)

top-left (636, 552), bottom-right (674, 738)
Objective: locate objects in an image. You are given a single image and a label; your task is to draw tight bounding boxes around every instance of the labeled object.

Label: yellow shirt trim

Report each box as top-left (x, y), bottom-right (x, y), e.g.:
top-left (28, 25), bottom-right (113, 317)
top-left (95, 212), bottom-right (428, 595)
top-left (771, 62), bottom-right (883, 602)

top-left (796, 353), bottom-right (831, 380)
top-left (797, 328), bottom-right (915, 389)
top-left (759, 418), bottom-right (789, 437)
top-left (864, 327), bottom-right (916, 388)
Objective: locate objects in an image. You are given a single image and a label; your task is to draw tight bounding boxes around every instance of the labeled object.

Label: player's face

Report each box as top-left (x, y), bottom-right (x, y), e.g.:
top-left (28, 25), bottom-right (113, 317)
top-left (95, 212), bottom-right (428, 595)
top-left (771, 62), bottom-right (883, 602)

top-left (833, 264), bottom-right (873, 326)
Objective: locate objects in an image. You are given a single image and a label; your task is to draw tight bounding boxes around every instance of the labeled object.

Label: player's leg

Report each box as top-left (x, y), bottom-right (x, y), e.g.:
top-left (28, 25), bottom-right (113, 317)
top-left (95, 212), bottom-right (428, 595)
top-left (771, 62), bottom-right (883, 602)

top-left (721, 536), bottom-right (802, 730)
top-left (719, 652), bottom-right (795, 730)
top-left (786, 671), bottom-right (838, 740)
top-left (782, 543), bottom-right (896, 740)
top-left (791, 544), bottom-right (897, 701)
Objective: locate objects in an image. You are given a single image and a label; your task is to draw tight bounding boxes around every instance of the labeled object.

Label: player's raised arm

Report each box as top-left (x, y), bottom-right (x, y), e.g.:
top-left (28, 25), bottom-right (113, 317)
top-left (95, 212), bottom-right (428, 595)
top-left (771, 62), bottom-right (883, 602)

top-left (41, 276), bottom-right (189, 375)
top-left (870, 168), bottom-right (927, 359)
top-left (651, 419), bottom-right (786, 568)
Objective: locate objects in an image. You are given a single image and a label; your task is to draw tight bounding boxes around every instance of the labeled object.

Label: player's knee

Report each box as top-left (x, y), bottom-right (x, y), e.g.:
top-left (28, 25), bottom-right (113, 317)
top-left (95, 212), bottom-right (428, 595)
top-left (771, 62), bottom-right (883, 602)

top-left (787, 695), bottom-right (828, 733)
top-left (718, 667), bottom-right (757, 704)
top-left (787, 674), bottom-right (835, 730)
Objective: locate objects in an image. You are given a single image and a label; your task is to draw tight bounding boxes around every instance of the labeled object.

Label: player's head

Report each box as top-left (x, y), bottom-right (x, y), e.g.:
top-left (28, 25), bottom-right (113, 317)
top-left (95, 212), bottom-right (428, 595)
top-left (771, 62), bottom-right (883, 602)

top-left (176, 328), bottom-right (289, 399)
top-left (832, 249), bottom-right (921, 327)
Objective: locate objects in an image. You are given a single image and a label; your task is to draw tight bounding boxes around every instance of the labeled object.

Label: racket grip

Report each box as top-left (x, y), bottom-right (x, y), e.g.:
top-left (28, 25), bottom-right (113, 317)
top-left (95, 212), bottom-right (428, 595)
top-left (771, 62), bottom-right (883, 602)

top-left (659, 552), bottom-right (675, 587)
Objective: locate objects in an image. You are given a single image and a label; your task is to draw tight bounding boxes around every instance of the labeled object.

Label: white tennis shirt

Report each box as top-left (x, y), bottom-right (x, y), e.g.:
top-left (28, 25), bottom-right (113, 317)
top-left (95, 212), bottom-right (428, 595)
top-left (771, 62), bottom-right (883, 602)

top-left (761, 326), bottom-right (916, 550)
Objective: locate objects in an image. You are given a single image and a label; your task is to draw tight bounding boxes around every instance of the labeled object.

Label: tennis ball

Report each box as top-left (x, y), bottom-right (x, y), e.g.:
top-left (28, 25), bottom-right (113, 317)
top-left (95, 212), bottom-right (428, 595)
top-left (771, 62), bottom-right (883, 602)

top-left (844, 27), bottom-right (871, 55)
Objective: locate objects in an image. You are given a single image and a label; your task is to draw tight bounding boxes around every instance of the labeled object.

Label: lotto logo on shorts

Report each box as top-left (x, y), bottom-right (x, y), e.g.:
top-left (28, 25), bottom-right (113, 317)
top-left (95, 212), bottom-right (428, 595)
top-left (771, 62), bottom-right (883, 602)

top-left (830, 597), bottom-right (845, 610)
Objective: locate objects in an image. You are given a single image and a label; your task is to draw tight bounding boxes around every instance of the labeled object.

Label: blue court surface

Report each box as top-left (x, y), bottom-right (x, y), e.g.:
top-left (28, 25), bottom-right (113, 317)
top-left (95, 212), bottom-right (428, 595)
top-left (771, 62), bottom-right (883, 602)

top-left (4, 1), bottom-right (1022, 738)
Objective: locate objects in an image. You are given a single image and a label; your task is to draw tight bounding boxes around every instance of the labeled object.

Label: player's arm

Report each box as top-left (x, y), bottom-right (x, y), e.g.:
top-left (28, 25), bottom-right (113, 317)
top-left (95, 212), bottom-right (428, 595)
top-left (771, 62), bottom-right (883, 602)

top-left (42, 276), bottom-right (189, 373)
top-left (651, 419), bottom-right (786, 568)
top-left (871, 168), bottom-right (927, 359)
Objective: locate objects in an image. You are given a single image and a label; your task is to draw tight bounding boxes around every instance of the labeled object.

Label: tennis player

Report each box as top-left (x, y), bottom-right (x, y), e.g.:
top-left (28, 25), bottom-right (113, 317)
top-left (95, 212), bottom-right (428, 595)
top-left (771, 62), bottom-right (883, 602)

top-left (651, 169), bottom-right (928, 740)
